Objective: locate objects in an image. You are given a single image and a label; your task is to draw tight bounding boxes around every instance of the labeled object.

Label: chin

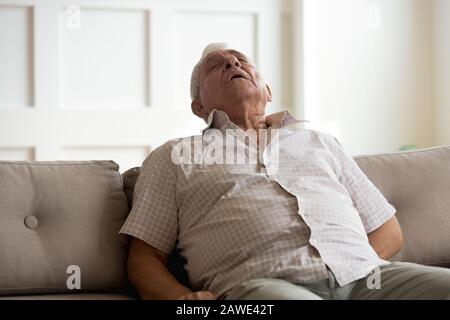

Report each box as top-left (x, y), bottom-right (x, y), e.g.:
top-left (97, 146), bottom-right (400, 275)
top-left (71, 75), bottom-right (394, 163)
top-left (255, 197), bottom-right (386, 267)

top-left (227, 87), bottom-right (261, 100)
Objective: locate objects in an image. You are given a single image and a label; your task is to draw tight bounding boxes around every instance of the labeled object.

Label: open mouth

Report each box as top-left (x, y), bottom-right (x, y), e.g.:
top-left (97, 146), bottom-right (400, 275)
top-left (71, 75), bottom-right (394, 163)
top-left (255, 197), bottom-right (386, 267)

top-left (230, 74), bottom-right (247, 81)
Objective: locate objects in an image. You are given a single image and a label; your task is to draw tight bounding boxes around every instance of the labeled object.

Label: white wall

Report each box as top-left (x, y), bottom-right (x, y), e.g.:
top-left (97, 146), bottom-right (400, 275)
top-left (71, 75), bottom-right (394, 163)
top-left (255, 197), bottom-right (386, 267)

top-left (1, 0), bottom-right (447, 162)
top-left (0, 0), bottom-right (287, 171)
top-left (303, 0), bottom-right (434, 155)
top-left (433, 0), bottom-right (450, 146)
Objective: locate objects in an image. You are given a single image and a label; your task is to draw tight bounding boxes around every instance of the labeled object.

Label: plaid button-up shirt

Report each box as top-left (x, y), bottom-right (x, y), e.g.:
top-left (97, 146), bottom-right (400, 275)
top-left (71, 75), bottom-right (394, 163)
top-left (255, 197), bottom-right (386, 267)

top-left (119, 110), bottom-right (396, 298)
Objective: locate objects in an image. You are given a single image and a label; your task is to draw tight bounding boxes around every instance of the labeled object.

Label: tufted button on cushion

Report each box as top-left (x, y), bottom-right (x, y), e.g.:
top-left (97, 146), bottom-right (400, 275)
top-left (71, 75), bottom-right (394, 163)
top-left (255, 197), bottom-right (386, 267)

top-left (24, 215), bottom-right (38, 229)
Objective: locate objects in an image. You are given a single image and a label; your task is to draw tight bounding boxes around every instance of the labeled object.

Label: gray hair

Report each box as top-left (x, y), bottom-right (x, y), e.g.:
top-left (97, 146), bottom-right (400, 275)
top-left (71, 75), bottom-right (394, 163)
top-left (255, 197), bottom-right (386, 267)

top-left (190, 42), bottom-right (229, 101)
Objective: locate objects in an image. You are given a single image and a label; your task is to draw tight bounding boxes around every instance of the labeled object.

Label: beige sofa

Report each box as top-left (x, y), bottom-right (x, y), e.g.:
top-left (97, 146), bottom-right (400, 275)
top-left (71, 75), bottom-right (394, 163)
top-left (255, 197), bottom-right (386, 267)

top-left (0, 145), bottom-right (449, 299)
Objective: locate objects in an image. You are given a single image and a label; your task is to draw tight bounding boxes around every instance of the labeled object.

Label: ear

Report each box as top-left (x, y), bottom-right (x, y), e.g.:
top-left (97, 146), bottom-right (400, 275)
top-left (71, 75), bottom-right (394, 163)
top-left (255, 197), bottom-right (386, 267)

top-left (191, 98), bottom-right (208, 120)
top-left (265, 84), bottom-right (272, 102)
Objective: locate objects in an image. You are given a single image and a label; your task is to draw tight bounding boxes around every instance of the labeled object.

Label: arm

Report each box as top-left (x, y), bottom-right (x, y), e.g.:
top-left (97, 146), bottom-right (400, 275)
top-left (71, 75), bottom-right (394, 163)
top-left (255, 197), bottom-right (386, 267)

top-left (127, 237), bottom-right (215, 300)
top-left (322, 133), bottom-right (400, 257)
top-left (367, 216), bottom-right (403, 260)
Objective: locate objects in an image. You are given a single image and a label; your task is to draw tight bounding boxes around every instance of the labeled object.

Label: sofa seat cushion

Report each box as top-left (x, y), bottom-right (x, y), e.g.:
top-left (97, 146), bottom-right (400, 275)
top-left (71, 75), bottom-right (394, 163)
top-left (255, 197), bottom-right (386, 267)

top-left (0, 161), bottom-right (130, 296)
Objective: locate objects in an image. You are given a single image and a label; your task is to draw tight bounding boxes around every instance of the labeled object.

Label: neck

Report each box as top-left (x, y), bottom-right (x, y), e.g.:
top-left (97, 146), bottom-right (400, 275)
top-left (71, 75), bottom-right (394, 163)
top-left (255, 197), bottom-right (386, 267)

top-left (227, 102), bottom-right (267, 131)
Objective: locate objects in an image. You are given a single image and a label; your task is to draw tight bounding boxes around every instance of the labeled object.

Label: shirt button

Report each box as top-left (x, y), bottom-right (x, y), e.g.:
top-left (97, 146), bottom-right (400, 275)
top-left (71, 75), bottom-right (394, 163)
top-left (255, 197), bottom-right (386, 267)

top-left (24, 215), bottom-right (39, 229)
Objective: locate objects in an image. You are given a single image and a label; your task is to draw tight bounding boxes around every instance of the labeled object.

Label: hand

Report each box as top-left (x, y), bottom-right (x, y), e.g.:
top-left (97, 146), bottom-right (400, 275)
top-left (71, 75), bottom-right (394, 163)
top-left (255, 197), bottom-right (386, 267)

top-left (176, 291), bottom-right (216, 300)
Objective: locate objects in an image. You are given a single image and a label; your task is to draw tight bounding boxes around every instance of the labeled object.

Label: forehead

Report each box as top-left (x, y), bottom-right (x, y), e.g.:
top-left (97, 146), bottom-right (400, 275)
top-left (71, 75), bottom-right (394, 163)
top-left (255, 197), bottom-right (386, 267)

top-left (202, 49), bottom-right (249, 64)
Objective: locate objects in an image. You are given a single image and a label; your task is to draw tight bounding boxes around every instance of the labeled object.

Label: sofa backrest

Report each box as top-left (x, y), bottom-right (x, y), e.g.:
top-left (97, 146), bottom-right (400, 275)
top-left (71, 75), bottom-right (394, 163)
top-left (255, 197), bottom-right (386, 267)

top-left (0, 161), bottom-right (130, 296)
top-left (123, 145), bottom-right (450, 272)
top-left (354, 145), bottom-right (450, 267)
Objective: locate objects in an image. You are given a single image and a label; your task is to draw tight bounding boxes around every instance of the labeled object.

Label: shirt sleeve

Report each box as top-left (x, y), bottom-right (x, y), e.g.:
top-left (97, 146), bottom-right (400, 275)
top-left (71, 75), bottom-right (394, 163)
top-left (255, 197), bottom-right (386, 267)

top-left (322, 133), bottom-right (397, 233)
top-left (119, 147), bottom-right (178, 254)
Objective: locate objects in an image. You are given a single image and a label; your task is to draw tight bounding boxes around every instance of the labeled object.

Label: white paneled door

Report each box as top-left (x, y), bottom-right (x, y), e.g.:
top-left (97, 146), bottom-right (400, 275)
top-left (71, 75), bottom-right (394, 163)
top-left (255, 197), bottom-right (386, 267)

top-left (0, 0), bottom-right (293, 172)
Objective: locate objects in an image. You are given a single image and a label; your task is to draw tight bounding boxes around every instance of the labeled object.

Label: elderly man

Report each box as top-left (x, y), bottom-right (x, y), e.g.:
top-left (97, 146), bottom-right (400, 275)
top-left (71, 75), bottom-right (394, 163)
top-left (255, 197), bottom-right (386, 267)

top-left (119, 43), bottom-right (450, 300)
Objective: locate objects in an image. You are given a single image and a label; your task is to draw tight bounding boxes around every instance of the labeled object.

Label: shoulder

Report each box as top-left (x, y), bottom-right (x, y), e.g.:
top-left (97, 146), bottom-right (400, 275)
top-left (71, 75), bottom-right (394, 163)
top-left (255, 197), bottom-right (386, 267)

top-left (141, 135), bottom-right (200, 168)
top-left (147, 139), bottom-right (179, 161)
top-left (310, 128), bottom-right (339, 142)
top-left (291, 128), bottom-right (341, 148)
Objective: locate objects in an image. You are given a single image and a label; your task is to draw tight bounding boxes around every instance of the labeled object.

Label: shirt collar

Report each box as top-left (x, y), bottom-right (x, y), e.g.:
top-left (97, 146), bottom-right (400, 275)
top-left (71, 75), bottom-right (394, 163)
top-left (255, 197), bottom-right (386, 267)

top-left (202, 109), bottom-right (303, 133)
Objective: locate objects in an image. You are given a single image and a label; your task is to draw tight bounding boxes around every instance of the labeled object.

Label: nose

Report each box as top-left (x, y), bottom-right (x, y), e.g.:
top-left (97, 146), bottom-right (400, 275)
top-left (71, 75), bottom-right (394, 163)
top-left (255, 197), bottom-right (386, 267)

top-left (223, 55), bottom-right (241, 70)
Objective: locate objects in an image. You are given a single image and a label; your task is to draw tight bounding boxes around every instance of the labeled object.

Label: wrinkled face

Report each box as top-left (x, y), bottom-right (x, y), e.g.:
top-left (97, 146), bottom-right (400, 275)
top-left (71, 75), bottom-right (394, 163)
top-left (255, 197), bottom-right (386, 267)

top-left (195, 49), bottom-right (271, 119)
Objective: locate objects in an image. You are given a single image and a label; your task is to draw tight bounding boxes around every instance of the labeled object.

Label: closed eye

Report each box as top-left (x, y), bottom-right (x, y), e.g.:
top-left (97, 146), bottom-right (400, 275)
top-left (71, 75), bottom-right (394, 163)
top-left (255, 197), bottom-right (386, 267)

top-left (209, 63), bottom-right (220, 71)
